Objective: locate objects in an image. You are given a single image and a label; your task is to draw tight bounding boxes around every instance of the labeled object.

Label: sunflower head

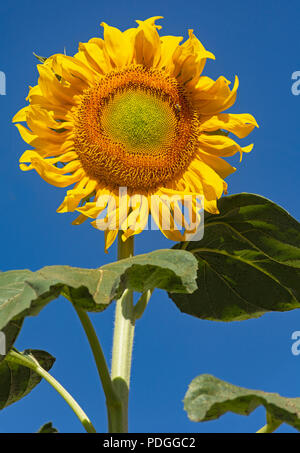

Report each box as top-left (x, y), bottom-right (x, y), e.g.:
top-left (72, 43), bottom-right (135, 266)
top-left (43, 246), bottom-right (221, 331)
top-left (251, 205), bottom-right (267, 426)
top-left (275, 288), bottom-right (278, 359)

top-left (13, 16), bottom-right (258, 251)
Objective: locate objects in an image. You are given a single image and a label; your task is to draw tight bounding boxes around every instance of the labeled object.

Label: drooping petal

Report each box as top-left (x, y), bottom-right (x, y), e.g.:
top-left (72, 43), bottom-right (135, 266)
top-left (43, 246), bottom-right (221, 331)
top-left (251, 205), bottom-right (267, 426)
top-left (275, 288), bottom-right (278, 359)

top-left (194, 75), bottom-right (239, 114)
top-left (199, 113), bottom-right (259, 138)
top-left (37, 64), bottom-right (80, 105)
top-left (198, 133), bottom-right (254, 160)
top-left (26, 107), bottom-right (73, 140)
top-left (15, 123), bottom-right (38, 145)
top-left (173, 29), bottom-right (215, 87)
top-left (20, 153), bottom-right (84, 187)
top-left (77, 202), bottom-right (104, 219)
top-left (185, 159), bottom-right (226, 213)
top-left (104, 229), bottom-right (119, 253)
top-left (57, 177), bottom-right (98, 213)
top-left (12, 106), bottom-right (30, 123)
top-left (196, 151), bottom-right (236, 179)
top-left (48, 54), bottom-right (97, 87)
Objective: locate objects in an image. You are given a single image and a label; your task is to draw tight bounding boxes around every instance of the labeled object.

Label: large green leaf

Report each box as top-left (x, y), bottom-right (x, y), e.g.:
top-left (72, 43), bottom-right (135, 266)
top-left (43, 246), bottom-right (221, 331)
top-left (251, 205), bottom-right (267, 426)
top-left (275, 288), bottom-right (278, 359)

top-left (0, 249), bottom-right (197, 333)
top-left (170, 194), bottom-right (300, 321)
top-left (184, 374), bottom-right (300, 431)
top-left (0, 349), bottom-right (55, 410)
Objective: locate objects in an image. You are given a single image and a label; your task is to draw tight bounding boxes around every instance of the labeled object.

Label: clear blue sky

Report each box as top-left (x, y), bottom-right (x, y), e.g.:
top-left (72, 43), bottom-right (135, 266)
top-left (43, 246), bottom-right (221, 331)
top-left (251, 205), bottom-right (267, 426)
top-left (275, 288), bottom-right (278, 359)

top-left (1, 0), bottom-right (299, 433)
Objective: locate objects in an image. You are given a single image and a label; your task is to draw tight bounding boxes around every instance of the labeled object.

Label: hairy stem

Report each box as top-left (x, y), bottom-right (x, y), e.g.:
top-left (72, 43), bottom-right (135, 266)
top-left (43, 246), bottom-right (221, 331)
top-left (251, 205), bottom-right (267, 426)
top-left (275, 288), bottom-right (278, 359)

top-left (110, 234), bottom-right (135, 433)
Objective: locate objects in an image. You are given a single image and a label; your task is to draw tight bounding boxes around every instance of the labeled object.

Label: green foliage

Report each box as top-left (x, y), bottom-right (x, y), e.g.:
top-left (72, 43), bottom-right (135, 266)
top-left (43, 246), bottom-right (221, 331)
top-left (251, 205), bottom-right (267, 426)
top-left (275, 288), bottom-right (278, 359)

top-left (184, 374), bottom-right (300, 431)
top-left (0, 249), bottom-right (197, 346)
top-left (0, 350), bottom-right (55, 410)
top-left (2, 192), bottom-right (300, 432)
top-left (171, 193), bottom-right (300, 321)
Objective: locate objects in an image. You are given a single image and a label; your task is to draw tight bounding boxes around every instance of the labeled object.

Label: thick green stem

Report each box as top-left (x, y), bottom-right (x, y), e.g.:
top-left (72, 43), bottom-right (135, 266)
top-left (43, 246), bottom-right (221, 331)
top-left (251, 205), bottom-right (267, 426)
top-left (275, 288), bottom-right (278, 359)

top-left (110, 233), bottom-right (135, 433)
top-left (7, 349), bottom-right (96, 433)
top-left (73, 306), bottom-right (122, 432)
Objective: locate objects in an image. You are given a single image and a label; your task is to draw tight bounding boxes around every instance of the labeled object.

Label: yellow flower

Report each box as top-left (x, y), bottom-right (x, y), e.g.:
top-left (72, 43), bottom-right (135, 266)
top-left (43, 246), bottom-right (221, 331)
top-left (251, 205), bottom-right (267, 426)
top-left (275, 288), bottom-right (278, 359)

top-left (13, 16), bottom-right (258, 251)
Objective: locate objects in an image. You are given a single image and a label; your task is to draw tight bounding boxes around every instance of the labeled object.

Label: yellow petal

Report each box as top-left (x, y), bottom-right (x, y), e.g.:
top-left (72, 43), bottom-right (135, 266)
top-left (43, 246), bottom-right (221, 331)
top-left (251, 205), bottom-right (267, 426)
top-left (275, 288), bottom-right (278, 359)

top-left (37, 64), bottom-right (79, 106)
top-left (194, 76), bottom-right (239, 115)
top-left (76, 187), bottom-right (114, 219)
top-left (12, 106), bottom-right (30, 123)
top-left (104, 229), bottom-right (118, 253)
top-left (101, 22), bottom-right (136, 67)
top-left (198, 133), bottom-right (253, 159)
top-left (135, 16), bottom-right (163, 67)
top-left (48, 54), bottom-right (96, 87)
top-left (187, 159), bottom-right (225, 202)
top-left (77, 40), bottom-right (112, 74)
top-left (20, 154), bottom-right (84, 187)
top-left (196, 151), bottom-right (236, 179)
top-left (77, 202), bottom-right (104, 219)
top-left (199, 113), bottom-right (259, 138)
top-left (158, 36), bottom-right (183, 71)
top-left (20, 150), bottom-right (77, 165)
top-left (135, 16), bottom-right (163, 30)
top-left (26, 107), bottom-right (72, 140)
top-left (121, 194), bottom-right (149, 236)
top-left (26, 84), bottom-right (42, 102)
top-left (173, 29), bottom-right (215, 86)
top-left (15, 124), bottom-right (37, 145)
top-left (150, 193), bottom-right (185, 241)
top-left (57, 178), bottom-right (98, 212)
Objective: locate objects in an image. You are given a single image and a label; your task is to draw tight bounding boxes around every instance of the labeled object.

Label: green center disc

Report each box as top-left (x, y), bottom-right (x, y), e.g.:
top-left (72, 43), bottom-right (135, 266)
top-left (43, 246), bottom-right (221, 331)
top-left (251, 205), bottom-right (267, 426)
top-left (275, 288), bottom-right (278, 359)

top-left (101, 89), bottom-right (176, 154)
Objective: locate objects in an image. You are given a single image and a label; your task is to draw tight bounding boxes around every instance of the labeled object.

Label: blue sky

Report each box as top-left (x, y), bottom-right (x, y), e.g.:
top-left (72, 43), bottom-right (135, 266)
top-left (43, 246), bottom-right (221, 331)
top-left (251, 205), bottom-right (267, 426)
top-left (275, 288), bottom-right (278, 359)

top-left (0, 0), bottom-right (300, 433)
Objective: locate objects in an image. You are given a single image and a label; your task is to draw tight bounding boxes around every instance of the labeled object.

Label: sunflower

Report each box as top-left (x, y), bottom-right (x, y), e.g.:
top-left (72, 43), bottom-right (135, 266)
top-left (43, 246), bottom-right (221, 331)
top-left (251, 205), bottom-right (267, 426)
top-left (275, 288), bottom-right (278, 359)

top-left (13, 16), bottom-right (258, 251)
